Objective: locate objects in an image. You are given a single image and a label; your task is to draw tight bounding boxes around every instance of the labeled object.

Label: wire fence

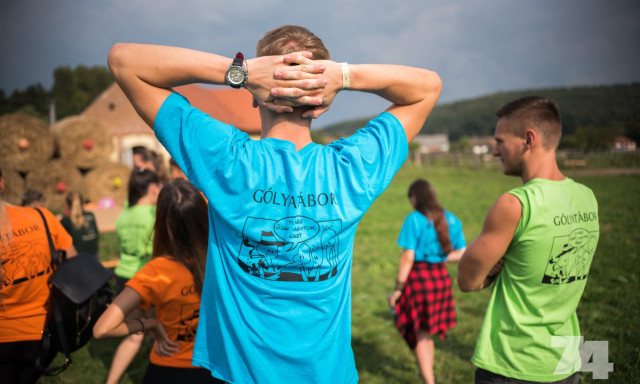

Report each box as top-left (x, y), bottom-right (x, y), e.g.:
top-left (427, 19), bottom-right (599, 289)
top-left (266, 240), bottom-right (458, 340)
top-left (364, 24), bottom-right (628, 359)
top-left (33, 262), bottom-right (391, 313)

top-left (409, 150), bottom-right (640, 170)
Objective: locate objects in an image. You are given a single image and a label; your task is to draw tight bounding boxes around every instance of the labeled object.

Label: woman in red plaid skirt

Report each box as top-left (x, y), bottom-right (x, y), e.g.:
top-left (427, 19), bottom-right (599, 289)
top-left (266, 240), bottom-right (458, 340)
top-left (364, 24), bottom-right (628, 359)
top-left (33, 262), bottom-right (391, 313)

top-left (388, 179), bottom-right (467, 384)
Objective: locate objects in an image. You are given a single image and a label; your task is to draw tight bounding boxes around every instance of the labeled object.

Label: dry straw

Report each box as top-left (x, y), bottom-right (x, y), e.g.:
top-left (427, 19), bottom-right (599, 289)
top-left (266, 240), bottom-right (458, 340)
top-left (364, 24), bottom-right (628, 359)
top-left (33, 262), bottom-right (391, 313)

top-left (50, 116), bottom-right (114, 170)
top-left (84, 163), bottom-right (132, 207)
top-left (25, 159), bottom-right (84, 212)
top-left (1, 168), bottom-right (26, 206)
top-left (0, 113), bottom-right (54, 173)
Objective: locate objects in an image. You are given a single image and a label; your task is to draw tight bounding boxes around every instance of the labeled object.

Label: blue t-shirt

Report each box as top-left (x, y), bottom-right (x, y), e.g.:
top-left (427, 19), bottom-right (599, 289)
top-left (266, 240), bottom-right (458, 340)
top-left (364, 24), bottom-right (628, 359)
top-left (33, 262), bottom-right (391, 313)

top-left (154, 92), bottom-right (408, 384)
top-left (397, 210), bottom-right (466, 263)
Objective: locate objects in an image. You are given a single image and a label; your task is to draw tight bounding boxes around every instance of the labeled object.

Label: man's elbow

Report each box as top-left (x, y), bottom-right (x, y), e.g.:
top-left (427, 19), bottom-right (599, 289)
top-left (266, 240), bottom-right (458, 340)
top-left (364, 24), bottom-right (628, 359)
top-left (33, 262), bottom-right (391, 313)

top-left (423, 70), bottom-right (442, 99)
top-left (415, 70), bottom-right (442, 116)
top-left (457, 275), bottom-right (476, 292)
top-left (107, 43), bottom-right (132, 78)
top-left (432, 71), bottom-right (443, 94)
top-left (456, 266), bottom-right (483, 292)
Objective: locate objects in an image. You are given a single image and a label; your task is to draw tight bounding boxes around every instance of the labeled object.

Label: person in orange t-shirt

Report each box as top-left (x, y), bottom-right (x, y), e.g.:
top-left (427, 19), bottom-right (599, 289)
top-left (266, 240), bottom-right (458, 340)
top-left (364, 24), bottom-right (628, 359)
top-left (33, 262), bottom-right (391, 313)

top-left (93, 179), bottom-right (221, 383)
top-left (0, 168), bottom-right (77, 384)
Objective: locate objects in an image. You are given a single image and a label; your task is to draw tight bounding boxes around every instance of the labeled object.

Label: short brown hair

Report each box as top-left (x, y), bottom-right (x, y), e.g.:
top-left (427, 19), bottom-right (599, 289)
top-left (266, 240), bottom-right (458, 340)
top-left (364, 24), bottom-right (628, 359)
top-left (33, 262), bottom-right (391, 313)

top-left (256, 25), bottom-right (330, 59)
top-left (496, 96), bottom-right (562, 150)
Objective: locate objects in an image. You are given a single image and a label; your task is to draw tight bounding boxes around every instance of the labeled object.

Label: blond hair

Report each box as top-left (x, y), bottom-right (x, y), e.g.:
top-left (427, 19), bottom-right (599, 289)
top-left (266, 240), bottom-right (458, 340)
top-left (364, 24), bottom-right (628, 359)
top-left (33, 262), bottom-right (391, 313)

top-left (0, 169), bottom-right (13, 288)
top-left (66, 191), bottom-right (86, 229)
top-left (0, 199), bottom-right (12, 252)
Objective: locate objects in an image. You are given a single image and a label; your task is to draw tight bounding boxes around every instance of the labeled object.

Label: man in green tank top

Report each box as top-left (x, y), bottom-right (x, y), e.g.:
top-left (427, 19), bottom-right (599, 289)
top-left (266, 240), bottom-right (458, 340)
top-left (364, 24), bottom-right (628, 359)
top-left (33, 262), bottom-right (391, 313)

top-left (458, 96), bottom-right (600, 383)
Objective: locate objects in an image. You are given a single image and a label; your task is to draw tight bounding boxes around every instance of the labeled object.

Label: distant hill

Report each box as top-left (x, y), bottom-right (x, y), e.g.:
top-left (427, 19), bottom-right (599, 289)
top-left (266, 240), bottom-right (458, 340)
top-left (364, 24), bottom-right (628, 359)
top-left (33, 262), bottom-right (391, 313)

top-left (319, 83), bottom-right (640, 143)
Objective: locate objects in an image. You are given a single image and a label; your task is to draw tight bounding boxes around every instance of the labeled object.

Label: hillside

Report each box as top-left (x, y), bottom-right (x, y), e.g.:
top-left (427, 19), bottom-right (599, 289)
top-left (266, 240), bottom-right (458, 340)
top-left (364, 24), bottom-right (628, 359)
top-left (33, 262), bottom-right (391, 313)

top-left (320, 83), bottom-right (640, 144)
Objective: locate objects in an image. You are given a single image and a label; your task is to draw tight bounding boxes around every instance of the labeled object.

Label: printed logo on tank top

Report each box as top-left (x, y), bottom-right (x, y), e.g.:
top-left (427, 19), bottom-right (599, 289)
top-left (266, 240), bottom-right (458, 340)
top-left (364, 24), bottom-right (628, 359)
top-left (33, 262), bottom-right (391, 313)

top-left (237, 216), bottom-right (342, 282)
top-left (541, 227), bottom-right (598, 285)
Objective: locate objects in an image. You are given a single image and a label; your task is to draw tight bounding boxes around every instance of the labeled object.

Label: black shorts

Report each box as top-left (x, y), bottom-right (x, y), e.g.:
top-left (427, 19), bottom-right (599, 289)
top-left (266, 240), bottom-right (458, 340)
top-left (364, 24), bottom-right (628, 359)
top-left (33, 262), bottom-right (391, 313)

top-left (0, 340), bottom-right (45, 384)
top-left (475, 368), bottom-right (579, 384)
top-left (143, 362), bottom-right (227, 384)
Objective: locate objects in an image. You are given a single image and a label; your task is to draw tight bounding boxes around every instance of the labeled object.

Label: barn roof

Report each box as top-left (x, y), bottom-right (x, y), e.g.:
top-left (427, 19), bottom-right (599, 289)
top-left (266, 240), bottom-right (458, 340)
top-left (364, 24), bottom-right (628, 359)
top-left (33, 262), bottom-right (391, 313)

top-left (82, 83), bottom-right (261, 137)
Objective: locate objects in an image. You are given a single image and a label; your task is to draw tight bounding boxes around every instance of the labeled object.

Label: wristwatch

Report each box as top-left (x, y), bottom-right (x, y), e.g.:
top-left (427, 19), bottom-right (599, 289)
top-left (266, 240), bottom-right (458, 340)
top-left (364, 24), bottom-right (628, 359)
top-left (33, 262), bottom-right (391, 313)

top-left (225, 52), bottom-right (248, 88)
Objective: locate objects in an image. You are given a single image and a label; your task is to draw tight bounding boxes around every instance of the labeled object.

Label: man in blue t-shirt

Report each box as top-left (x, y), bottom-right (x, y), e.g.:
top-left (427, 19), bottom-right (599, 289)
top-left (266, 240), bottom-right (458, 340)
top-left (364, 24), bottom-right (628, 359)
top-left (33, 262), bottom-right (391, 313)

top-left (107, 25), bottom-right (442, 384)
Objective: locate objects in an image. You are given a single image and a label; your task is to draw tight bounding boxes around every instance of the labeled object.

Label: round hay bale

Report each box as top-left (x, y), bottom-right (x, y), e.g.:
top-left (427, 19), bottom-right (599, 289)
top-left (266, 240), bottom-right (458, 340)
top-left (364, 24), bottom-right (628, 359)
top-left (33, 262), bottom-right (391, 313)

top-left (25, 159), bottom-right (84, 212)
top-left (0, 113), bottom-right (54, 173)
top-left (51, 116), bottom-right (114, 170)
top-left (1, 168), bottom-right (26, 206)
top-left (84, 163), bottom-right (132, 207)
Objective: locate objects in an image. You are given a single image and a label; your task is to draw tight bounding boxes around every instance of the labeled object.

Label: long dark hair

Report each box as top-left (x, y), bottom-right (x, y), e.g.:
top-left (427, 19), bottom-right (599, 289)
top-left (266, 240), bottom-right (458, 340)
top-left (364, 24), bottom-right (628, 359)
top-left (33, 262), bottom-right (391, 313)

top-left (127, 168), bottom-right (160, 207)
top-left (152, 179), bottom-right (208, 295)
top-left (408, 179), bottom-right (452, 254)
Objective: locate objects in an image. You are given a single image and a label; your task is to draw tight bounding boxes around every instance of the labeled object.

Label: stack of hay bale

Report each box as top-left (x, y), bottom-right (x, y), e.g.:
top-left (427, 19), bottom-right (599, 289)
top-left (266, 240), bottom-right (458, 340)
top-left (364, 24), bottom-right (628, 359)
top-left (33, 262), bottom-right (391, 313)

top-left (0, 113), bottom-right (131, 212)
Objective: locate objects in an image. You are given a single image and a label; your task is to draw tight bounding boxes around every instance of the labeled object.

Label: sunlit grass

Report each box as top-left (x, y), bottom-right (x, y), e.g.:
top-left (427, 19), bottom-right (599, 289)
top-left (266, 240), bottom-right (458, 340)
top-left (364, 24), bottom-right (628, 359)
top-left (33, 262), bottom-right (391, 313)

top-left (40, 164), bottom-right (639, 383)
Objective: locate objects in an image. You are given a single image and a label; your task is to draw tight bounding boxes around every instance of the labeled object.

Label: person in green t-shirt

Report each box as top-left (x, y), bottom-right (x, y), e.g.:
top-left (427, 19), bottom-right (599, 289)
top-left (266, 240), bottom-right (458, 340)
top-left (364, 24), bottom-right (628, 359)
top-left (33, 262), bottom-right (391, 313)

top-left (108, 168), bottom-right (161, 384)
top-left (458, 96), bottom-right (600, 384)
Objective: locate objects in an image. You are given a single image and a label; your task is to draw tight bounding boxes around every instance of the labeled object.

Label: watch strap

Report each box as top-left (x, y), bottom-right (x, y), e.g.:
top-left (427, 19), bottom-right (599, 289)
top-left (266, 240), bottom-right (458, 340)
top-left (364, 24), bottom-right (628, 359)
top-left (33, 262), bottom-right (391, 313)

top-left (233, 52), bottom-right (244, 67)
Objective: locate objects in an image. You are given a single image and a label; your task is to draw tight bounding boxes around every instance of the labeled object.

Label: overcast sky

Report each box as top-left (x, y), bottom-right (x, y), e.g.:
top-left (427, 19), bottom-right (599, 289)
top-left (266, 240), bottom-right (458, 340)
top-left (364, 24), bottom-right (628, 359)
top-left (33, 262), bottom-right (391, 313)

top-left (1, 0), bottom-right (639, 128)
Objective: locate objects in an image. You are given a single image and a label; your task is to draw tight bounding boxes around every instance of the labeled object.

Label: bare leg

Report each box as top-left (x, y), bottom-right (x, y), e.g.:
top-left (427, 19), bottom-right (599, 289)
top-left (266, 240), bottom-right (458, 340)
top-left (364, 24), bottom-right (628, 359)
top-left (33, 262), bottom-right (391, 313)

top-left (105, 332), bottom-right (144, 384)
top-left (415, 329), bottom-right (435, 384)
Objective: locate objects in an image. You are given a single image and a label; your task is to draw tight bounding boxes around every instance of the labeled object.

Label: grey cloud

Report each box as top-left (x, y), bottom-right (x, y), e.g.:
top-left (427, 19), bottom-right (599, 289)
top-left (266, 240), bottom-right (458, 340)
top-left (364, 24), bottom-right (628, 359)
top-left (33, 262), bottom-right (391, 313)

top-left (1, 0), bottom-right (638, 127)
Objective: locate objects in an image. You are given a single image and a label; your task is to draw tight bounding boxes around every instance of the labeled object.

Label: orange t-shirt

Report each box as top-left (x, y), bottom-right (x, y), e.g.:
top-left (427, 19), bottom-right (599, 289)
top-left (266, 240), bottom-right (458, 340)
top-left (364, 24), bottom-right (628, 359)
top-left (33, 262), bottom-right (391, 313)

top-left (126, 256), bottom-right (201, 368)
top-left (0, 206), bottom-right (73, 342)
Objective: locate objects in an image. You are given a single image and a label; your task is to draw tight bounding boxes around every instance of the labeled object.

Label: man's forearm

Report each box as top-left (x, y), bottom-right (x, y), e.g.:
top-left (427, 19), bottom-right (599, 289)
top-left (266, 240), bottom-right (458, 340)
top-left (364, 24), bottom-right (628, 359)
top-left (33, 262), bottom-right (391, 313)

top-left (346, 63), bottom-right (441, 141)
top-left (108, 45), bottom-right (328, 127)
top-left (457, 244), bottom-right (492, 292)
top-left (458, 249), bottom-right (504, 292)
top-left (349, 64), bottom-right (441, 106)
top-left (108, 43), bottom-right (230, 90)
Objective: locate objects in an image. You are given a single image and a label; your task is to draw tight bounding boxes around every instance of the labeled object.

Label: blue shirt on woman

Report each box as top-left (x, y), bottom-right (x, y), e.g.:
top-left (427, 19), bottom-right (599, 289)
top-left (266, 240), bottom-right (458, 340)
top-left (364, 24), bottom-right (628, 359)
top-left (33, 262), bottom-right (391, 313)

top-left (397, 210), bottom-right (466, 263)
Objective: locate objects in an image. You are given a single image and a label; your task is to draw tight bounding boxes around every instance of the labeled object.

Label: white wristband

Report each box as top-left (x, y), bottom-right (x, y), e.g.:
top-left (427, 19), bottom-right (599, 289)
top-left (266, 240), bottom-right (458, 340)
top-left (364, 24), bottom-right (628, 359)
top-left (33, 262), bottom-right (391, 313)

top-left (339, 62), bottom-right (350, 90)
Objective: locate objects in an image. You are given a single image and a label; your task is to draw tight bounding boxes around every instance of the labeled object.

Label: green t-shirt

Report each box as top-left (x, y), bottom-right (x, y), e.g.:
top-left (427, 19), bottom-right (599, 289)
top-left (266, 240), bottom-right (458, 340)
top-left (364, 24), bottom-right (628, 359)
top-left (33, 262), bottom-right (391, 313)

top-left (472, 178), bottom-right (599, 381)
top-left (114, 204), bottom-right (156, 279)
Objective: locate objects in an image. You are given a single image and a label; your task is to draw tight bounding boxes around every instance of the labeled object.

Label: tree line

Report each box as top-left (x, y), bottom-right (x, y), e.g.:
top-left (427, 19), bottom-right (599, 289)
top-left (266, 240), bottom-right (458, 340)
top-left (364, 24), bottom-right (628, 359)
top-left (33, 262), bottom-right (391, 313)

top-left (320, 83), bottom-right (640, 151)
top-left (0, 65), bottom-right (112, 123)
top-left (3, 67), bottom-right (638, 152)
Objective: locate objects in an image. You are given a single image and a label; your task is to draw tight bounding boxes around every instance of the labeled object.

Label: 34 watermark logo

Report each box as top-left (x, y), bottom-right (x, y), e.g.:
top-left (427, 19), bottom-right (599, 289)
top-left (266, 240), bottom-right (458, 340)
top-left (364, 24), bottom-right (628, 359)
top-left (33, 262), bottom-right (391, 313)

top-left (552, 336), bottom-right (614, 379)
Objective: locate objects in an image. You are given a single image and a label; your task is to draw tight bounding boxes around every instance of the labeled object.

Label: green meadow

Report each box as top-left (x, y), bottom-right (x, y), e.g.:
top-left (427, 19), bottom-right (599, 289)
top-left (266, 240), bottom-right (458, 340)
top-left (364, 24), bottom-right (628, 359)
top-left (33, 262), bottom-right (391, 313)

top-left (41, 163), bottom-right (639, 383)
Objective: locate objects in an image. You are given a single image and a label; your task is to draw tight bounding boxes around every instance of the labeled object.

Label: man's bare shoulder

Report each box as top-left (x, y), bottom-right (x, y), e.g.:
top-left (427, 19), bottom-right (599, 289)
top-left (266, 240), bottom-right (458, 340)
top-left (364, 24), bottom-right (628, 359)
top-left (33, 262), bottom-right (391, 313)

top-left (483, 192), bottom-right (522, 234)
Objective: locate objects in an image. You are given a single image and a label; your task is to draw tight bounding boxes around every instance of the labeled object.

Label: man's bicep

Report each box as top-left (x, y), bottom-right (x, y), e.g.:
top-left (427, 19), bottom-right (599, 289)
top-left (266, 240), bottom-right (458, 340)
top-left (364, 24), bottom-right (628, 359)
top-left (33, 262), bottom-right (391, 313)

top-left (122, 80), bottom-right (172, 129)
top-left (386, 101), bottom-right (432, 143)
top-left (108, 45), bottom-right (172, 129)
top-left (458, 194), bottom-right (521, 291)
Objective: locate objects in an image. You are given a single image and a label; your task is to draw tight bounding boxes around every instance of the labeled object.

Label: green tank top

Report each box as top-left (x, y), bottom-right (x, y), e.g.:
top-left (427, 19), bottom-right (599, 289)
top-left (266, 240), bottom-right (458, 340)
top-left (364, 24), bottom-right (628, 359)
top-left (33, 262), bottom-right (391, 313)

top-left (472, 177), bottom-right (599, 381)
top-left (114, 204), bottom-right (156, 279)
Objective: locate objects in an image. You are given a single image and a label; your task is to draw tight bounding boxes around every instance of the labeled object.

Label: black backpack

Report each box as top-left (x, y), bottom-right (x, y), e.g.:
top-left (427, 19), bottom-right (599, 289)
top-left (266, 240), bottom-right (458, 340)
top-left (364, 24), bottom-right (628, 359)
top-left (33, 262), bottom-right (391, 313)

top-left (35, 208), bottom-right (115, 375)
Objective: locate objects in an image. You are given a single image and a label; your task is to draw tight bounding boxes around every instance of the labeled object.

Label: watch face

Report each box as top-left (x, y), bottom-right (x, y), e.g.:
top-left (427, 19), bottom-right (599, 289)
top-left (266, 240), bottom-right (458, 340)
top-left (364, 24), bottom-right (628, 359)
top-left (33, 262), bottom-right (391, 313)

top-left (227, 66), bottom-right (246, 85)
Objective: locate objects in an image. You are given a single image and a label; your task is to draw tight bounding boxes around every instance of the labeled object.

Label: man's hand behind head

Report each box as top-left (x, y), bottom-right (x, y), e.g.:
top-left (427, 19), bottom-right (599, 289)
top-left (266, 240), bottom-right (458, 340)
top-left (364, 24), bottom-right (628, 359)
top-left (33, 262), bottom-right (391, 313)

top-left (246, 52), bottom-right (331, 115)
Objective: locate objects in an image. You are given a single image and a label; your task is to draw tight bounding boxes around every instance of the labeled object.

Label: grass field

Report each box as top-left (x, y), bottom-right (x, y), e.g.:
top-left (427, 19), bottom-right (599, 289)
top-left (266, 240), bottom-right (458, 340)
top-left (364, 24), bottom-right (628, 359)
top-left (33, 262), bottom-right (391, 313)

top-left (40, 163), bottom-right (639, 383)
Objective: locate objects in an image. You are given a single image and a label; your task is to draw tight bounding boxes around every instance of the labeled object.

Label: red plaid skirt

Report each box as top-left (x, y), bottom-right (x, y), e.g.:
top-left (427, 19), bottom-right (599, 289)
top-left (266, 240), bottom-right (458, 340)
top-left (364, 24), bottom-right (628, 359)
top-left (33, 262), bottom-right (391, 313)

top-left (394, 261), bottom-right (456, 348)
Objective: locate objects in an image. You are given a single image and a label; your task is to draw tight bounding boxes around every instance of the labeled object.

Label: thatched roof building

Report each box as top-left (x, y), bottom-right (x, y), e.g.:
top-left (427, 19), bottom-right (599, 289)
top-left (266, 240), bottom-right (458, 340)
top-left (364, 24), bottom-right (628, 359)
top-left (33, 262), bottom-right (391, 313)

top-left (81, 83), bottom-right (262, 165)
